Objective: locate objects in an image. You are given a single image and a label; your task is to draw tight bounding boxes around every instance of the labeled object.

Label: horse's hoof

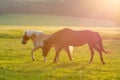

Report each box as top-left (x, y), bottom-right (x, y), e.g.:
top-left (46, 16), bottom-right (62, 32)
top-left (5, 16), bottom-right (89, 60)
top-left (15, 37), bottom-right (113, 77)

top-left (43, 60), bottom-right (47, 62)
top-left (69, 58), bottom-right (74, 61)
top-left (70, 59), bottom-right (73, 61)
top-left (71, 58), bottom-right (74, 60)
top-left (102, 62), bottom-right (105, 65)
top-left (54, 61), bottom-right (58, 63)
top-left (32, 59), bottom-right (35, 61)
top-left (89, 61), bottom-right (92, 64)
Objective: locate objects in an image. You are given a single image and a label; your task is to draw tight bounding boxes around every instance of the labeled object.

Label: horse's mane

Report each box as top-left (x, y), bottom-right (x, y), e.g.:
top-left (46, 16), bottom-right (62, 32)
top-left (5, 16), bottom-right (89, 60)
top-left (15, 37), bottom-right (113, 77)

top-left (25, 30), bottom-right (44, 37)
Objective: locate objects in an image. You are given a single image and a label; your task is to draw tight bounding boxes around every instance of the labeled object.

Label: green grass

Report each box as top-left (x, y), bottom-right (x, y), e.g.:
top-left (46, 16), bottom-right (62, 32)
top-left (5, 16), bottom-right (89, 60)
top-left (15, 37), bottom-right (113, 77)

top-left (0, 26), bottom-right (120, 80)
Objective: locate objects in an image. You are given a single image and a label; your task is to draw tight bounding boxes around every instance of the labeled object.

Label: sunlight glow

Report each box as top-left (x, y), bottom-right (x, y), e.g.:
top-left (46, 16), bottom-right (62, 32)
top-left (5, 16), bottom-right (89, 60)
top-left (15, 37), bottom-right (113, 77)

top-left (105, 0), bottom-right (120, 9)
top-left (103, 0), bottom-right (120, 16)
top-left (90, 0), bottom-right (120, 19)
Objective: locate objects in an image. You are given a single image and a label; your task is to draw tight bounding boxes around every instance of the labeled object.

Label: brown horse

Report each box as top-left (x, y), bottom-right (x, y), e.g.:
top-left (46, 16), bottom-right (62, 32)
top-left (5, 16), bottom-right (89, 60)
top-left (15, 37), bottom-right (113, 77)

top-left (42, 28), bottom-right (108, 64)
top-left (21, 30), bottom-right (73, 62)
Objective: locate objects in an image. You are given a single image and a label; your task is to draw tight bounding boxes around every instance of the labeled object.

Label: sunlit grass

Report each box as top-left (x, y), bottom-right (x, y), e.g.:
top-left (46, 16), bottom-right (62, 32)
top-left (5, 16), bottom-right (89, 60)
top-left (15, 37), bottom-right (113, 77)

top-left (0, 26), bottom-right (120, 80)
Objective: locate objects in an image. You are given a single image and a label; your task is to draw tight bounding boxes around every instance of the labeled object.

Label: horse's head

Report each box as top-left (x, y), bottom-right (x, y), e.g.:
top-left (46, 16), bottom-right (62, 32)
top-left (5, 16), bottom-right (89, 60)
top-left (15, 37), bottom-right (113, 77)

top-left (42, 40), bottom-right (51, 58)
top-left (21, 31), bottom-right (30, 45)
top-left (21, 30), bottom-right (45, 45)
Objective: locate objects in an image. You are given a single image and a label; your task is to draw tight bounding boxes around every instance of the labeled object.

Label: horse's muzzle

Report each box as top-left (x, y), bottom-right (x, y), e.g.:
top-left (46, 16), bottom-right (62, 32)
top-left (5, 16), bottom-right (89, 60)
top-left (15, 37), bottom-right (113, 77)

top-left (21, 40), bottom-right (27, 45)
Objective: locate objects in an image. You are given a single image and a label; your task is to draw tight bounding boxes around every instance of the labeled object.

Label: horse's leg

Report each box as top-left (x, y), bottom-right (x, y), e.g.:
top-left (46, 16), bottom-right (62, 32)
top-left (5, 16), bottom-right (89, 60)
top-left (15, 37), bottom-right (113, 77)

top-left (41, 48), bottom-right (47, 62)
top-left (64, 46), bottom-right (73, 61)
top-left (88, 44), bottom-right (94, 64)
top-left (31, 47), bottom-right (39, 61)
top-left (94, 45), bottom-right (105, 65)
top-left (54, 46), bottom-right (62, 63)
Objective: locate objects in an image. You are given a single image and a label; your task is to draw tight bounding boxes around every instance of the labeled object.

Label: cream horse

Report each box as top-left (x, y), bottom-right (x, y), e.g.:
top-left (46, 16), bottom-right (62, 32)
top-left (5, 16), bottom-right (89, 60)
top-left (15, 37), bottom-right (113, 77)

top-left (21, 30), bottom-right (73, 62)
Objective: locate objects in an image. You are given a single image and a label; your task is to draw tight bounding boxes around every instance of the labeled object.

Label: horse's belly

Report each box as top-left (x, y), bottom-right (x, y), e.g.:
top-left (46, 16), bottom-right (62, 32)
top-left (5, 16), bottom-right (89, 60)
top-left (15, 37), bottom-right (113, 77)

top-left (70, 42), bottom-right (86, 47)
top-left (61, 40), bottom-right (86, 47)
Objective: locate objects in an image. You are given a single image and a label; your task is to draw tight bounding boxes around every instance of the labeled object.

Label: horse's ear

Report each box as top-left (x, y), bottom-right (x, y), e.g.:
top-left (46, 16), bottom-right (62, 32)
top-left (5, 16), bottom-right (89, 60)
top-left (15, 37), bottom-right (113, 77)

top-left (24, 30), bottom-right (28, 36)
top-left (25, 31), bottom-right (27, 35)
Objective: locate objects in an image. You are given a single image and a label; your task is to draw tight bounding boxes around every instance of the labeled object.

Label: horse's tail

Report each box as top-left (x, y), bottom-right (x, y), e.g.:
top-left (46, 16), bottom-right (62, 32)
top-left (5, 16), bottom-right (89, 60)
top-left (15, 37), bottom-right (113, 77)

top-left (97, 32), bottom-right (109, 54)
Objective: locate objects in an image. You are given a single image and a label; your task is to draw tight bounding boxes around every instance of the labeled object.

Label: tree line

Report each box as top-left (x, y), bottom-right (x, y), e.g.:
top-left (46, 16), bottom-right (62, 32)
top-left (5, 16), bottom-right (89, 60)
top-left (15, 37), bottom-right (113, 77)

top-left (0, 0), bottom-right (89, 16)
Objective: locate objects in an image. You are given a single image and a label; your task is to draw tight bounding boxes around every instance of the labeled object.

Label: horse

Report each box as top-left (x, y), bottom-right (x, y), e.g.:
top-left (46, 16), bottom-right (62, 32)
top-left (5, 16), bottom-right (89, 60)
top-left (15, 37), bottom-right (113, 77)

top-left (42, 28), bottom-right (108, 64)
top-left (21, 30), bottom-right (73, 62)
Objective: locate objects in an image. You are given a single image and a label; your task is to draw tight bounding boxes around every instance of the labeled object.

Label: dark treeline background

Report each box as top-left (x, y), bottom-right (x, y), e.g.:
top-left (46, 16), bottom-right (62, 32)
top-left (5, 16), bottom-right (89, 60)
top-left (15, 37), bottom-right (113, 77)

top-left (0, 0), bottom-right (100, 16)
top-left (0, 0), bottom-right (120, 26)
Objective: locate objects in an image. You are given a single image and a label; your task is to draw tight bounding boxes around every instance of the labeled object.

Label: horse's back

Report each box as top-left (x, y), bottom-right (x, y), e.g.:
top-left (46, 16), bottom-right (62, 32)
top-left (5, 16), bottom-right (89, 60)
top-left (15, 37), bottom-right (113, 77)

top-left (52, 29), bottom-right (96, 40)
top-left (46, 28), bottom-right (99, 46)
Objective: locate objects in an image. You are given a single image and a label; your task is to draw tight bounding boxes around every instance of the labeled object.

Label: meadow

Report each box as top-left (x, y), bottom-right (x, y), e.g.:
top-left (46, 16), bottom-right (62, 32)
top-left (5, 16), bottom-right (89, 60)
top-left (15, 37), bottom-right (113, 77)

top-left (0, 25), bottom-right (120, 80)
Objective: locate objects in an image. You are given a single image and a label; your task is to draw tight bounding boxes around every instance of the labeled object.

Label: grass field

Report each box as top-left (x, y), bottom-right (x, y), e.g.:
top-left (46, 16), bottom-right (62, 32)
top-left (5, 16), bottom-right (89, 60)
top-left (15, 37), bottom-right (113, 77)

top-left (0, 26), bottom-right (120, 80)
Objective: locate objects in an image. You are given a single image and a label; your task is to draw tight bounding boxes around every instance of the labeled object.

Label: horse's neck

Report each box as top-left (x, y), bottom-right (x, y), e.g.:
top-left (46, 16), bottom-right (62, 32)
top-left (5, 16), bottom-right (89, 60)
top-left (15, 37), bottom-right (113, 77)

top-left (28, 32), bottom-right (40, 41)
top-left (45, 34), bottom-right (51, 40)
top-left (38, 34), bottom-right (51, 41)
top-left (31, 31), bottom-right (40, 36)
top-left (31, 33), bottom-right (50, 41)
